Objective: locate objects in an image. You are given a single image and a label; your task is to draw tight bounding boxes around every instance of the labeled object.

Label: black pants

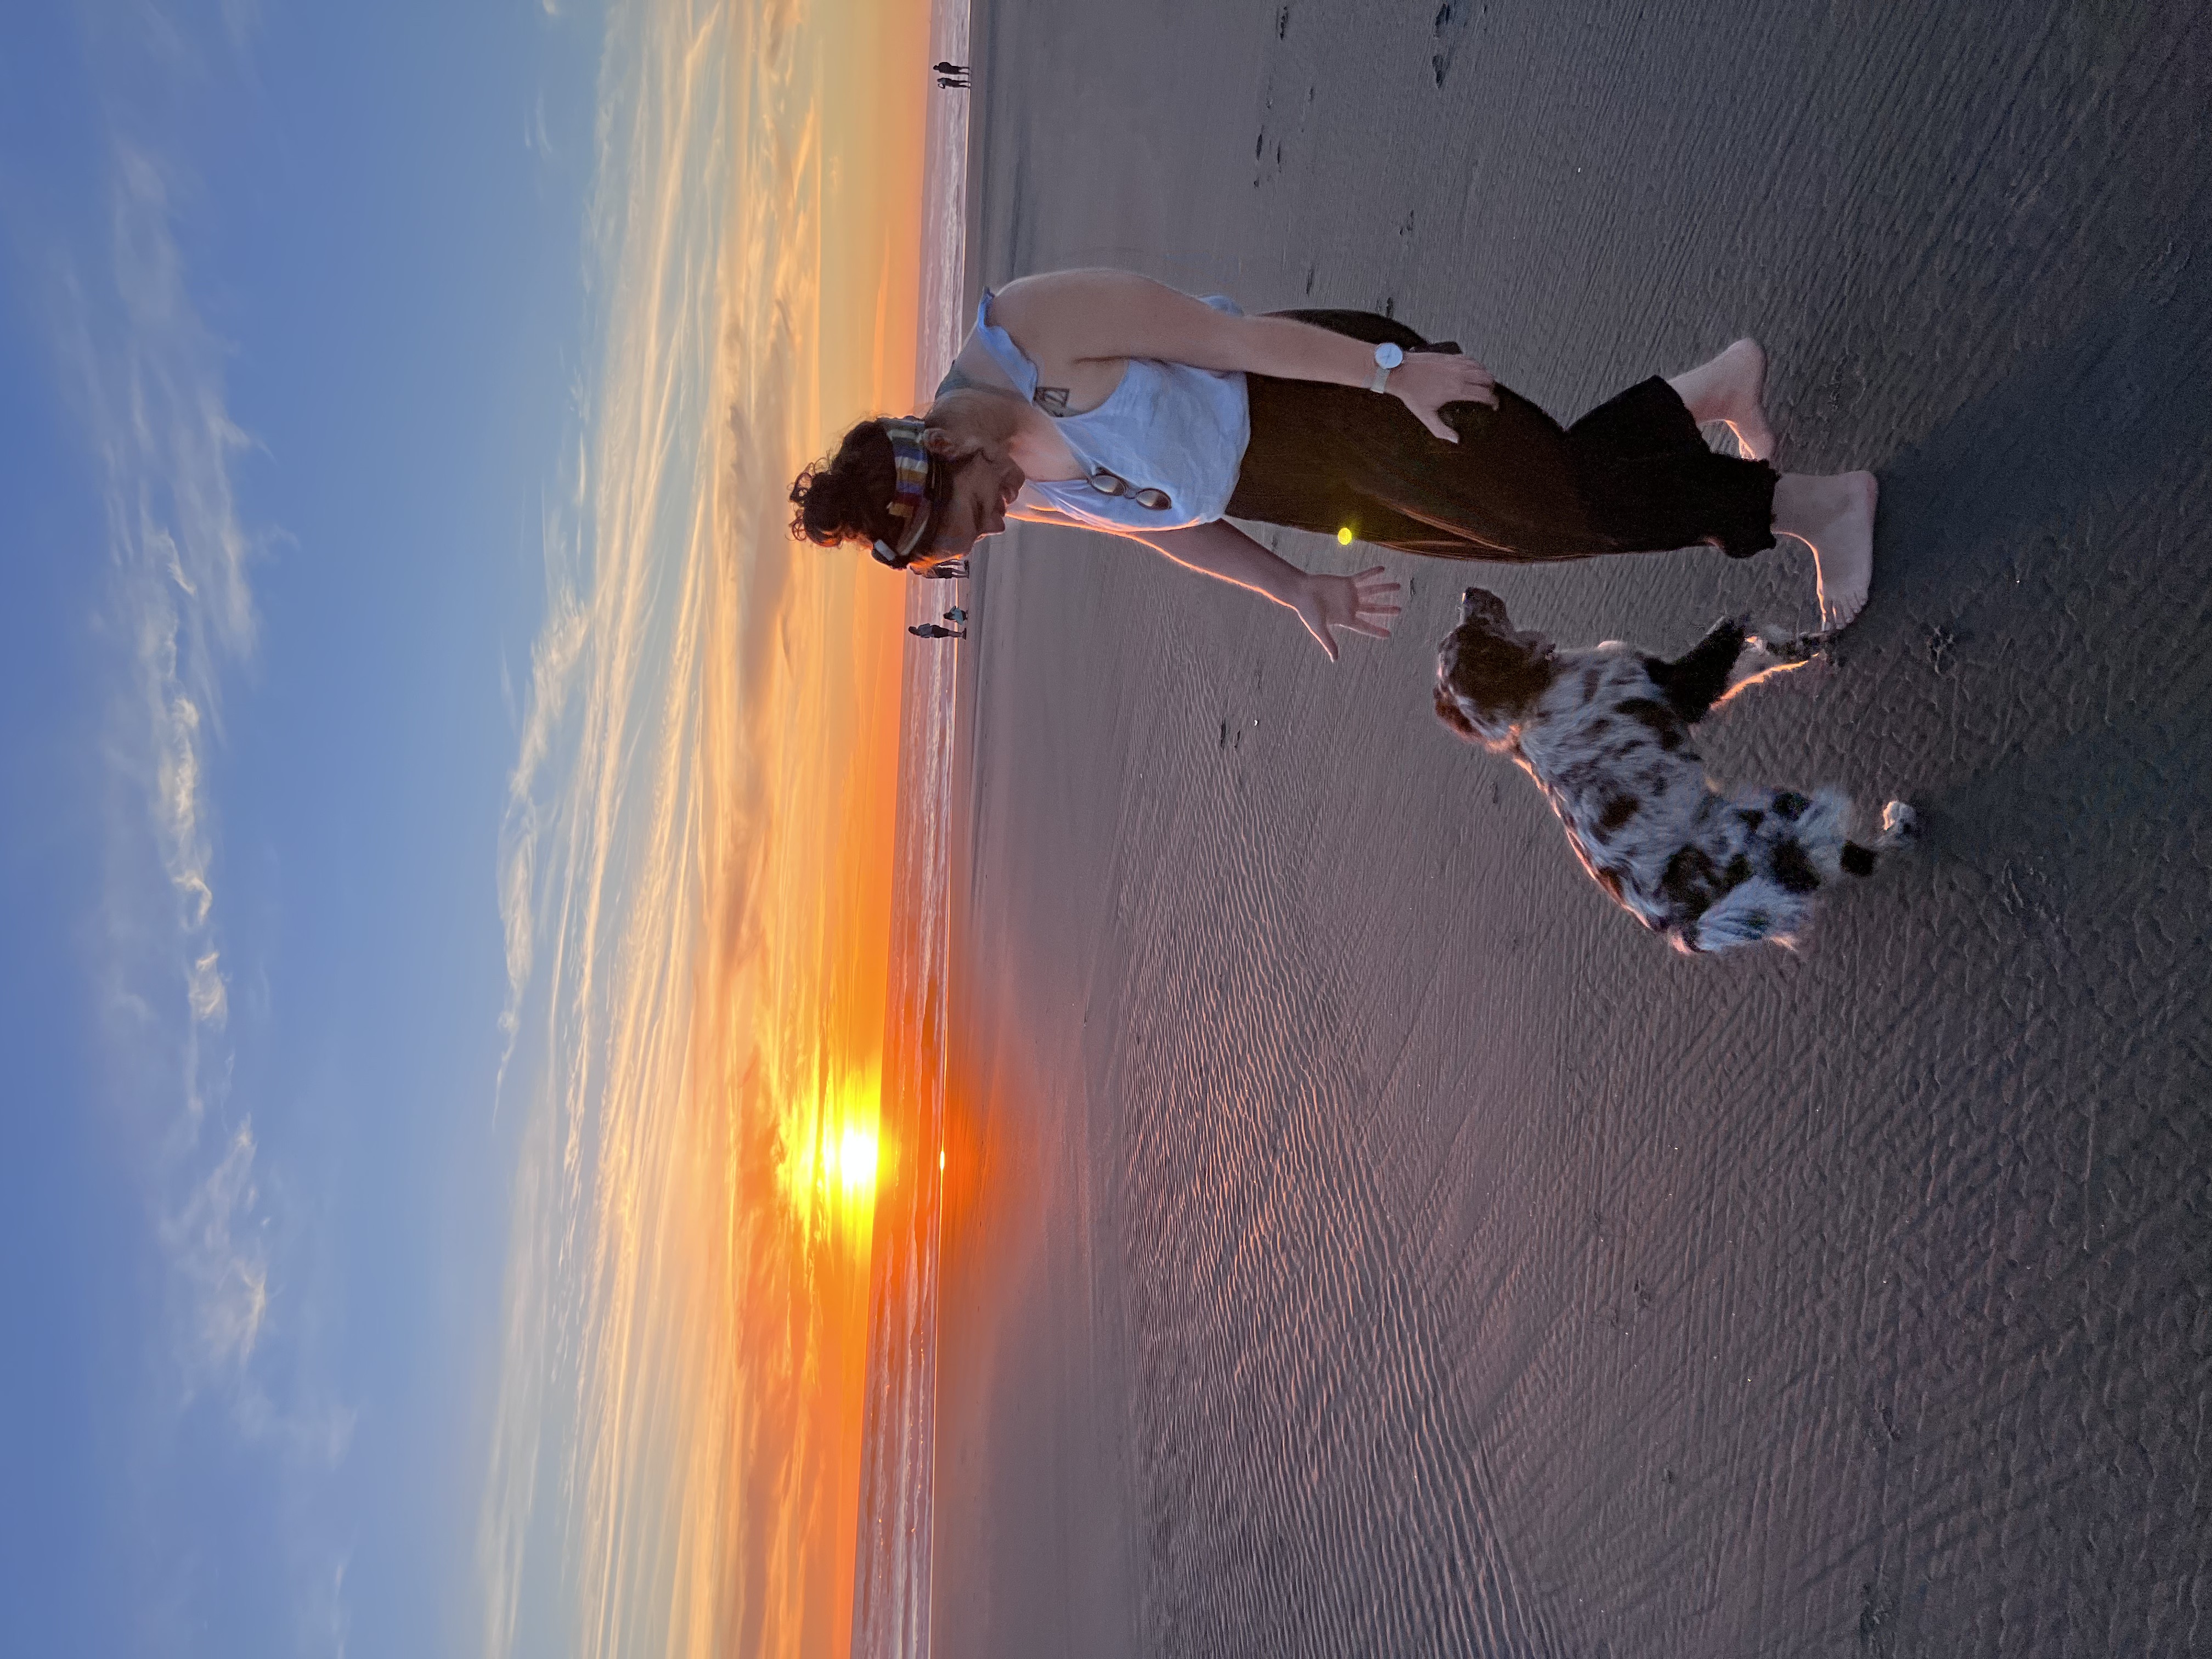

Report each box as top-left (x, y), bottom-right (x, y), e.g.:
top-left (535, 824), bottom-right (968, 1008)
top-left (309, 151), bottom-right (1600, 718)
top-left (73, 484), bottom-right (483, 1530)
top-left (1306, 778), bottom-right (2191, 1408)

top-left (1224, 311), bottom-right (1778, 562)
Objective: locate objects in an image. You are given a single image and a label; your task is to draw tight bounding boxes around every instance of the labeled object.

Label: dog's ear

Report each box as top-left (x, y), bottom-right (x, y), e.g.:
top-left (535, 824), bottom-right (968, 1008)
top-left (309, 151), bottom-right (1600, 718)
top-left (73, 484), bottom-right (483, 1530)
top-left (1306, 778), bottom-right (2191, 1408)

top-left (1434, 684), bottom-right (1481, 741)
top-left (1440, 628), bottom-right (1554, 730)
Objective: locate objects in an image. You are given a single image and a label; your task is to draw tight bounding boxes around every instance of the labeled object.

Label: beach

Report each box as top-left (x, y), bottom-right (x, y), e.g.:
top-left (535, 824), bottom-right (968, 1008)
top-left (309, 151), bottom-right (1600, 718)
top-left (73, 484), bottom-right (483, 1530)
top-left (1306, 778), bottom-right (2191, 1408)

top-left (927, 3), bottom-right (2211, 1656)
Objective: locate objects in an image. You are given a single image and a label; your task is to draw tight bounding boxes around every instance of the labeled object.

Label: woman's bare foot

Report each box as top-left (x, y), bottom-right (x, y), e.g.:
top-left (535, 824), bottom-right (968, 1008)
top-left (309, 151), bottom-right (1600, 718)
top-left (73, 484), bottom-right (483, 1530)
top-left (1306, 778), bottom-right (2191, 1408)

top-left (1772, 471), bottom-right (1878, 633)
top-left (1665, 338), bottom-right (1775, 460)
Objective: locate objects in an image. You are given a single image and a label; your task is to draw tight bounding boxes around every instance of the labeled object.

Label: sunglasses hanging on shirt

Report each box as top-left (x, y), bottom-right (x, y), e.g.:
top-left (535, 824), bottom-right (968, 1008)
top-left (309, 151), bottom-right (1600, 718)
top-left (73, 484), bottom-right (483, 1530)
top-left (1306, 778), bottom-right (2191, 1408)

top-left (1086, 467), bottom-right (1172, 512)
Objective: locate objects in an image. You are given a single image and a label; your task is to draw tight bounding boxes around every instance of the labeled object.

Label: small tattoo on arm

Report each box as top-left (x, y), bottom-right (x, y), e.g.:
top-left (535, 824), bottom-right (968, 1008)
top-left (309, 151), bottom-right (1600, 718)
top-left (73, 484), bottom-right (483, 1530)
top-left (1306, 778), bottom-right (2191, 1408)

top-left (1034, 385), bottom-right (1071, 416)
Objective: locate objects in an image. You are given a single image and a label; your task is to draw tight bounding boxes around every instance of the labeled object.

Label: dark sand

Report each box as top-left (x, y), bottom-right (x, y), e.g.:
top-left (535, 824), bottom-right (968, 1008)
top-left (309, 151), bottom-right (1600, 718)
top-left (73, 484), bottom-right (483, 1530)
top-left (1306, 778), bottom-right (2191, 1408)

top-left (932, 4), bottom-right (2212, 1655)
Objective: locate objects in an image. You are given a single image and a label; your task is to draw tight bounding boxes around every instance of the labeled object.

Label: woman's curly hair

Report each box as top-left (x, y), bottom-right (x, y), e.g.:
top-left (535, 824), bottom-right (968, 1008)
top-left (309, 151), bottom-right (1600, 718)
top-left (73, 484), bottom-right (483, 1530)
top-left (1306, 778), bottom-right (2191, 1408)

top-left (789, 420), bottom-right (899, 548)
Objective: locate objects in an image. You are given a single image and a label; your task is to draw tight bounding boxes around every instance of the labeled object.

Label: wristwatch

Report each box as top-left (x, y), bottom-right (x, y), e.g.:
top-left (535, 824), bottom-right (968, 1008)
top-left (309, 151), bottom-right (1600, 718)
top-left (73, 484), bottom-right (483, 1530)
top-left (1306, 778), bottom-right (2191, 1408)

top-left (1369, 341), bottom-right (1404, 393)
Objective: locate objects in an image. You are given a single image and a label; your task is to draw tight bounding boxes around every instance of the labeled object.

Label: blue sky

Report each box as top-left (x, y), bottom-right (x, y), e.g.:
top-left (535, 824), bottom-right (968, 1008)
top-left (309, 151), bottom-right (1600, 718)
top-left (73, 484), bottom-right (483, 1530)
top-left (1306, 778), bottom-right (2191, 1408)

top-left (1, 3), bottom-right (605, 1653)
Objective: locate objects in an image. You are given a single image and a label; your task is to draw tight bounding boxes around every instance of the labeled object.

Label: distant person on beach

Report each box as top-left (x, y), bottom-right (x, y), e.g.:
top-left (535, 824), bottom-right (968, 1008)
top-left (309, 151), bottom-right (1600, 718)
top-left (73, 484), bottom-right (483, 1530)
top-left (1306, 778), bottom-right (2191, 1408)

top-left (943, 607), bottom-right (968, 623)
top-left (789, 269), bottom-right (1878, 658)
top-left (909, 623), bottom-right (966, 641)
top-left (936, 76), bottom-right (968, 91)
top-left (932, 60), bottom-right (968, 76)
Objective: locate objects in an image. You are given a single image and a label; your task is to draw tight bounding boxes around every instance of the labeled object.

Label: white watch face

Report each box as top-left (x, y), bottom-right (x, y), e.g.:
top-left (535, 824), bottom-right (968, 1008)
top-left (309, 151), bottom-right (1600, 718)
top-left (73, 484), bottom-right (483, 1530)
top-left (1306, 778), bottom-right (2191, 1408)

top-left (1374, 342), bottom-right (1405, 369)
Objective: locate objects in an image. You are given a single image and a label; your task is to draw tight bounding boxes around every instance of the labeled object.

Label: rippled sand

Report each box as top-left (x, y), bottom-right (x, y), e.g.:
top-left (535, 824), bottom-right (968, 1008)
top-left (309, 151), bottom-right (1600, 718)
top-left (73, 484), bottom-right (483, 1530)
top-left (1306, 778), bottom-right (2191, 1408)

top-left (932, 3), bottom-right (2212, 1654)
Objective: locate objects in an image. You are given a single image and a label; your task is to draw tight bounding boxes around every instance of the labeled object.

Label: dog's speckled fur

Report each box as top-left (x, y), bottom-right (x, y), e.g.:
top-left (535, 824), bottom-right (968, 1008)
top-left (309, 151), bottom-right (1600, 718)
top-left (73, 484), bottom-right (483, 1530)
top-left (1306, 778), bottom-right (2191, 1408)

top-left (1435, 588), bottom-right (1915, 953)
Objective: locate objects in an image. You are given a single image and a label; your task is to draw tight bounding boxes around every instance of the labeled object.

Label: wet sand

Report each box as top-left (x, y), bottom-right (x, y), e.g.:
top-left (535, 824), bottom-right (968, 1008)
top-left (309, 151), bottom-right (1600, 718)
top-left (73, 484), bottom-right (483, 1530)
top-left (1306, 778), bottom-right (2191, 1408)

top-left (932, 3), bottom-right (2212, 1655)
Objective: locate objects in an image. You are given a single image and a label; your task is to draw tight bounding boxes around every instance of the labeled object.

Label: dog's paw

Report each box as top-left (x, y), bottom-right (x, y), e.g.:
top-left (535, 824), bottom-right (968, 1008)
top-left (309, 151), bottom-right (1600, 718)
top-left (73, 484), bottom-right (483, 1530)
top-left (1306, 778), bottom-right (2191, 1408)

top-left (1748, 627), bottom-right (1821, 664)
top-left (1877, 800), bottom-right (1920, 849)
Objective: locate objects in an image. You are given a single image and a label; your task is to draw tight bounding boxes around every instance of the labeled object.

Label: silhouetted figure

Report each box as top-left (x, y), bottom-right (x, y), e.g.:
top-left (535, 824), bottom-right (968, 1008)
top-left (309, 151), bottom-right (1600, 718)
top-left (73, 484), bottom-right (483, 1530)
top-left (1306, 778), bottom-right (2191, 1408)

top-left (909, 623), bottom-right (966, 641)
top-left (943, 607), bottom-right (968, 623)
top-left (935, 76), bottom-right (968, 91)
top-left (920, 558), bottom-right (969, 580)
top-left (932, 60), bottom-right (968, 76)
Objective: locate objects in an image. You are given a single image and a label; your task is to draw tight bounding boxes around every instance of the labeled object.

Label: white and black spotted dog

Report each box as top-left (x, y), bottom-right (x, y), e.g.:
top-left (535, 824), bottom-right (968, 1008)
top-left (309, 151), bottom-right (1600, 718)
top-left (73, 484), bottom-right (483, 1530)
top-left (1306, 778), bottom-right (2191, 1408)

top-left (1434, 586), bottom-right (1917, 954)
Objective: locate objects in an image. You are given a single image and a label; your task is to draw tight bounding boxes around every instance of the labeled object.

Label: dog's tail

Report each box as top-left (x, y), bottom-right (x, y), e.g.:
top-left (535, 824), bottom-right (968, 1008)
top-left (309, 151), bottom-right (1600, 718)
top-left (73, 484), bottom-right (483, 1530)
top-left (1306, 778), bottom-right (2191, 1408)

top-left (1674, 878), bottom-right (1818, 953)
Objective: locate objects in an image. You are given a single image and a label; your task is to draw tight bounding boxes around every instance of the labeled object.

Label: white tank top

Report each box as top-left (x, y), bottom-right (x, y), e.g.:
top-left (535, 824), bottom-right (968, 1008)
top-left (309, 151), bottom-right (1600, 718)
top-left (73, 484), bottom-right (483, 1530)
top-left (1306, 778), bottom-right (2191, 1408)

top-left (954, 290), bottom-right (1252, 532)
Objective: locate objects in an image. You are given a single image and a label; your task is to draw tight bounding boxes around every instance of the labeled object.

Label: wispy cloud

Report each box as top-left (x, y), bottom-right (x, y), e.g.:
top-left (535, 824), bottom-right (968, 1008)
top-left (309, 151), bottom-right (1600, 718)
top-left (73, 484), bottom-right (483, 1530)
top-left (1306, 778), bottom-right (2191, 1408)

top-left (160, 1124), bottom-right (268, 1383)
top-left (72, 133), bottom-right (272, 1387)
top-left (58, 7), bottom-right (348, 1651)
top-left (526, 89), bottom-right (558, 160)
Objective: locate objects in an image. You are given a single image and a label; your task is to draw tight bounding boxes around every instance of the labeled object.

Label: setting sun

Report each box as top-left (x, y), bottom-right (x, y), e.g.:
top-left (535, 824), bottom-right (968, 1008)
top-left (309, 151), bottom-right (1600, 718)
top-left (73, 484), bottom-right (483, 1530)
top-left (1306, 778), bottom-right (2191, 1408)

top-left (829, 1124), bottom-right (882, 1200)
top-left (779, 1060), bottom-right (894, 1251)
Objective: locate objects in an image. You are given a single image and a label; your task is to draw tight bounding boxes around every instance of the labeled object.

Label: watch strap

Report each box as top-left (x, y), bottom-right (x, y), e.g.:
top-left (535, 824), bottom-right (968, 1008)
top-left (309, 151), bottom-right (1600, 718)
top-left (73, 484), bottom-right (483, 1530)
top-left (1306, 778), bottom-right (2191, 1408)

top-left (1369, 341), bottom-right (1404, 394)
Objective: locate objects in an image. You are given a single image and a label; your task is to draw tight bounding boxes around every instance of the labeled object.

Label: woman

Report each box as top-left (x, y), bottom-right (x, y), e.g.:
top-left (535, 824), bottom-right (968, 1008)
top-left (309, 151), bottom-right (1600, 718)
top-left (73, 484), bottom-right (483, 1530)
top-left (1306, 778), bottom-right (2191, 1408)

top-left (788, 269), bottom-right (1877, 658)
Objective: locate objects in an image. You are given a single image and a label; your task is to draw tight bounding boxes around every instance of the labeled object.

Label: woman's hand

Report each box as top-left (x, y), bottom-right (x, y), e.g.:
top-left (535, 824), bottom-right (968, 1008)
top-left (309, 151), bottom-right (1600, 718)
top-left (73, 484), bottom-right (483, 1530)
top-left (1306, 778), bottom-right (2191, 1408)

top-left (1136, 521), bottom-right (1400, 662)
top-left (1291, 566), bottom-right (1403, 661)
top-left (1389, 351), bottom-right (1498, 441)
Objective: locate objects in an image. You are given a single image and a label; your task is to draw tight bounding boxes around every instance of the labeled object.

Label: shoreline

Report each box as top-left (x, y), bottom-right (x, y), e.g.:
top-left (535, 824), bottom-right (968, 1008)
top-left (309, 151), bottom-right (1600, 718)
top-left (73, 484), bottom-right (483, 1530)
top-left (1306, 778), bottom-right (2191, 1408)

top-left (847, 4), bottom-right (973, 1657)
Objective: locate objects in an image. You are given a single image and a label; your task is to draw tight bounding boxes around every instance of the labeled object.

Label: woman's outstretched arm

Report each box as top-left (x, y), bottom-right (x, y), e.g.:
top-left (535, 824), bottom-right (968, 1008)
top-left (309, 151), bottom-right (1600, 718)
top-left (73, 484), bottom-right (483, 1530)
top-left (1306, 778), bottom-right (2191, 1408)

top-left (1135, 519), bottom-right (1401, 662)
top-left (989, 268), bottom-right (1499, 439)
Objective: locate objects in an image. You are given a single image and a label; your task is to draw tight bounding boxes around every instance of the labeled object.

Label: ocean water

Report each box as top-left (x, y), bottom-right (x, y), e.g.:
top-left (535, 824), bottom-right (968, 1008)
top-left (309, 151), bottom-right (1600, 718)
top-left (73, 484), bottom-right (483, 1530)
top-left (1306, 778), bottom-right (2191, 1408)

top-left (846, 618), bottom-right (958, 1659)
top-left (848, 8), bottom-right (970, 1657)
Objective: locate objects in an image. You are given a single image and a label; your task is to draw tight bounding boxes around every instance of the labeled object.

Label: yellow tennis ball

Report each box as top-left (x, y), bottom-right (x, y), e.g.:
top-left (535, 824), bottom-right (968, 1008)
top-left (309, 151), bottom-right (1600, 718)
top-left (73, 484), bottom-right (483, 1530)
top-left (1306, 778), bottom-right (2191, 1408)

top-left (1337, 526), bottom-right (1354, 545)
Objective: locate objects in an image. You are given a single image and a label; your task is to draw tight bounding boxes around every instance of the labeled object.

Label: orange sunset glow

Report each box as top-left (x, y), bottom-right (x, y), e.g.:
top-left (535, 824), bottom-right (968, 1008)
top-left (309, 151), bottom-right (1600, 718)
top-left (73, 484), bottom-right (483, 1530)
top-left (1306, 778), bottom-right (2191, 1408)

top-left (781, 1065), bottom-right (891, 1240)
top-left (478, 5), bottom-right (928, 1658)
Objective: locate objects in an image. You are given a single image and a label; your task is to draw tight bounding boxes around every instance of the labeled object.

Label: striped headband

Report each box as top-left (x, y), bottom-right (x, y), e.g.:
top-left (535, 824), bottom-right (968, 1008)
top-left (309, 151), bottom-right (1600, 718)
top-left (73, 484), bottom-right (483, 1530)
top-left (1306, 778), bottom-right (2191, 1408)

top-left (871, 417), bottom-right (938, 569)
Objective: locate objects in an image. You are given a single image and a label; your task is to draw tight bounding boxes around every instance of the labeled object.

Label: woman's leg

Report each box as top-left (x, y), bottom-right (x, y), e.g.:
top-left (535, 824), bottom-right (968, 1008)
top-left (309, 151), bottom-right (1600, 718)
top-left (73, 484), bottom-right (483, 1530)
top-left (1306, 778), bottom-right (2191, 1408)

top-left (1565, 348), bottom-right (1875, 632)
top-left (1233, 311), bottom-right (1874, 610)
top-left (1664, 339), bottom-right (1876, 633)
top-left (1664, 339), bottom-right (1775, 461)
top-left (1772, 471), bottom-right (1878, 633)
top-left (1564, 380), bottom-right (1778, 560)
top-left (1232, 312), bottom-right (1599, 558)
